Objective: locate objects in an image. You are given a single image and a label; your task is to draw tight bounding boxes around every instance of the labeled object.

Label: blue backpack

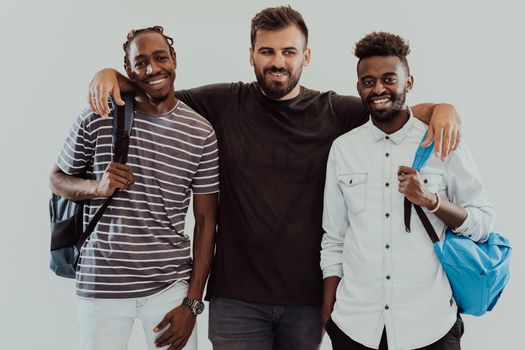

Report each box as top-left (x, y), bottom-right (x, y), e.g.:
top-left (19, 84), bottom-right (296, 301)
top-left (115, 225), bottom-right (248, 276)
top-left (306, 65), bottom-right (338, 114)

top-left (405, 136), bottom-right (511, 316)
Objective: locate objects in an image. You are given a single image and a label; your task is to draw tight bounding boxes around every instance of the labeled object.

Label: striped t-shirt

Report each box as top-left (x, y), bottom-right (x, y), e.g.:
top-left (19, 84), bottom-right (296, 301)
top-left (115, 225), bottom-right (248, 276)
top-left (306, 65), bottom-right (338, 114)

top-left (57, 101), bottom-right (219, 299)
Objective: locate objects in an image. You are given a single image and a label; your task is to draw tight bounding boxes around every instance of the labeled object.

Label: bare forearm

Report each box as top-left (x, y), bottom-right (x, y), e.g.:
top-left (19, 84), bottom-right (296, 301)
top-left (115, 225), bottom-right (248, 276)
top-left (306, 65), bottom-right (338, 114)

top-left (322, 276), bottom-right (341, 312)
top-left (187, 224), bottom-right (214, 300)
top-left (116, 71), bottom-right (135, 93)
top-left (187, 194), bottom-right (218, 300)
top-left (429, 196), bottom-right (468, 229)
top-left (410, 103), bottom-right (437, 123)
top-left (49, 164), bottom-right (98, 201)
top-left (411, 103), bottom-right (459, 125)
top-left (321, 276), bottom-right (341, 325)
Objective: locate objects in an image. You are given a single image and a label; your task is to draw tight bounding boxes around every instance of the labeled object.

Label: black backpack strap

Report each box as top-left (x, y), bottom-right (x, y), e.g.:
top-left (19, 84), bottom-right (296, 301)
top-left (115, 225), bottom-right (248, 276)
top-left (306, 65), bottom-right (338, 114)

top-left (75, 197), bottom-right (113, 251)
top-left (413, 204), bottom-right (440, 244)
top-left (74, 95), bottom-right (134, 253)
top-left (404, 197), bottom-right (412, 233)
top-left (112, 94), bottom-right (134, 163)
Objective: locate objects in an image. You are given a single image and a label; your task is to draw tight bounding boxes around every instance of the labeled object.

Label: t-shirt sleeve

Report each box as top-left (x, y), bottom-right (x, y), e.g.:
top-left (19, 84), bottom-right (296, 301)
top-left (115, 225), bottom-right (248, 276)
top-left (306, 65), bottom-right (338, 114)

top-left (175, 83), bottom-right (235, 126)
top-left (191, 128), bottom-right (219, 194)
top-left (56, 109), bottom-right (96, 175)
top-left (330, 94), bottom-right (369, 132)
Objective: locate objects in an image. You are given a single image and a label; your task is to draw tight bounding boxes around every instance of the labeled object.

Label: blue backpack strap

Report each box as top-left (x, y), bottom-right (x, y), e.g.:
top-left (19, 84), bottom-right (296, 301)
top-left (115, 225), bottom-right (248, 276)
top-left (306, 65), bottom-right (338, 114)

top-left (404, 131), bottom-right (435, 234)
top-left (411, 131), bottom-right (434, 171)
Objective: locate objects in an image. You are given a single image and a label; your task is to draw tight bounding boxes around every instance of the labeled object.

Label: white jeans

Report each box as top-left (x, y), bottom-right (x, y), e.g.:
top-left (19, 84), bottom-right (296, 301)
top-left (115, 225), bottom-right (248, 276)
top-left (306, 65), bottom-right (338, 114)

top-left (78, 281), bottom-right (197, 350)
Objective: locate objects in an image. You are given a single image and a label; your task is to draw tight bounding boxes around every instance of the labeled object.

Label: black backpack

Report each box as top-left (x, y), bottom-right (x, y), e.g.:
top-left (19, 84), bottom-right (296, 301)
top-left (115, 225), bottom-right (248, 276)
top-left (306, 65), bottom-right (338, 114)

top-left (49, 94), bottom-right (134, 278)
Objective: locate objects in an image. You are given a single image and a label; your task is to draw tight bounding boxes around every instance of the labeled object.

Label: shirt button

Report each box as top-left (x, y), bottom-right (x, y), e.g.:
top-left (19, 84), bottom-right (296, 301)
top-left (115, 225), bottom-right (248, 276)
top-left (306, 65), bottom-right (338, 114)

top-left (385, 182), bottom-right (390, 187)
top-left (385, 136), bottom-right (390, 140)
top-left (385, 305), bottom-right (390, 310)
top-left (385, 244), bottom-right (390, 249)
top-left (386, 275), bottom-right (391, 280)
top-left (385, 213), bottom-right (390, 218)
top-left (385, 153), bottom-right (390, 158)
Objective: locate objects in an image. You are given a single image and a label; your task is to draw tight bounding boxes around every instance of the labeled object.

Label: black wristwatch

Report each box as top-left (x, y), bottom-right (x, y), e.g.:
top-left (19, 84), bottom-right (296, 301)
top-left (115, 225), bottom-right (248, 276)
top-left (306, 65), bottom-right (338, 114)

top-left (182, 297), bottom-right (205, 315)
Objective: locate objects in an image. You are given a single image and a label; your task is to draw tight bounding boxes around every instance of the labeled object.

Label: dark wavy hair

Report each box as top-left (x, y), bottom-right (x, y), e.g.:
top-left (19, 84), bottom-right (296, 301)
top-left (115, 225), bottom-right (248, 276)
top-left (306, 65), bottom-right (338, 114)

top-left (250, 6), bottom-right (308, 49)
top-left (354, 32), bottom-right (411, 73)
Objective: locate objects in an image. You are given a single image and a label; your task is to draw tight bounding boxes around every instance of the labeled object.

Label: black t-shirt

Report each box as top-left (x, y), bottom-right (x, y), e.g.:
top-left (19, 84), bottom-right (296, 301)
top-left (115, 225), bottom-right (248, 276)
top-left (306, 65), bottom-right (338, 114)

top-left (176, 82), bottom-right (367, 305)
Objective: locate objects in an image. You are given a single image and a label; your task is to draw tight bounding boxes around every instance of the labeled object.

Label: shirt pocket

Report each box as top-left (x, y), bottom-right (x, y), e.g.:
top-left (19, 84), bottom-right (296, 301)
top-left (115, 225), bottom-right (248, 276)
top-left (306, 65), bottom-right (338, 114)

top-left (337, 173), bottom-right (367, 215)
top-left (420, 172), bottom-right (447, 194)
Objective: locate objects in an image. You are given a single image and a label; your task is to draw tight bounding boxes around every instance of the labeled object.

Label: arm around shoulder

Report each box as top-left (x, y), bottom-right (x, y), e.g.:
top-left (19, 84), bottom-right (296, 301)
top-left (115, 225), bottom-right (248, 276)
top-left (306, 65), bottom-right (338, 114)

top-left (175, 83), bottom-right (239, 124)
top-left (411, 103), bottom-right (461, 160)
top-left (88, 68), bottom-right (134, 117)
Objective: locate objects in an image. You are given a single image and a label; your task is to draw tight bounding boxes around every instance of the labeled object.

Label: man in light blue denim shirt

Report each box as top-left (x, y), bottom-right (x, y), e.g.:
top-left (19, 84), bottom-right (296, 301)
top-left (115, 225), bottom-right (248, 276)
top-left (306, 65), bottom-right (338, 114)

top-left (320, 32), bottom-right (494, 350)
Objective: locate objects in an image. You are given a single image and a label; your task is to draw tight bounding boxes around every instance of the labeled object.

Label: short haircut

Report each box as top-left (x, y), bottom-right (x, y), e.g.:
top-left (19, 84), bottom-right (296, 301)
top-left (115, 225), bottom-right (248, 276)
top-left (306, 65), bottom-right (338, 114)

top-left (250, 6), bottom-right (308, 49)
top-left (123, 25), bottom-right (175, 66)
top-left (354, 32), bottom-right (411, 74)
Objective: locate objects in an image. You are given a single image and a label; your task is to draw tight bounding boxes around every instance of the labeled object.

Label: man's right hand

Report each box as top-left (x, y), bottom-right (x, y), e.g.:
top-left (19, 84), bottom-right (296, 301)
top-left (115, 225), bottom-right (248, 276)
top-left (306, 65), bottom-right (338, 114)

top-left (96, 162), bottom-right (134, 197)
top-left (88, 68), bottom-right (126, 117)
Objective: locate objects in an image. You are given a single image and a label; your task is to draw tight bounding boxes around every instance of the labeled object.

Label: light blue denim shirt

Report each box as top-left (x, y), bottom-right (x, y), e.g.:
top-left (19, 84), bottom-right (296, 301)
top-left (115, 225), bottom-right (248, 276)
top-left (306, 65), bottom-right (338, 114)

top-left (320, 113), bottom-right (494, 350)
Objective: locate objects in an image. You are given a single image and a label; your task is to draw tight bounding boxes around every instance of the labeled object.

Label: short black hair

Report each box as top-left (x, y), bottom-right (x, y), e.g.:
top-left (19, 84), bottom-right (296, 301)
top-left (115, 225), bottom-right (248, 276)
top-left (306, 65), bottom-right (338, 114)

top-left (354, 32), bottom-right (411, 74)
top-left (250, 6), bottom-right (308, 49)
top-left (123, 25), bottom-right (175, 66)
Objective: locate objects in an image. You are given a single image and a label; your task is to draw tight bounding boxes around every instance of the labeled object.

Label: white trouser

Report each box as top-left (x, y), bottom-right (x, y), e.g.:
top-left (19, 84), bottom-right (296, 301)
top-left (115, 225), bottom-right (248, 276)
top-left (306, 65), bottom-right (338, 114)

top-left (78, 281), bottom-right (197, 350)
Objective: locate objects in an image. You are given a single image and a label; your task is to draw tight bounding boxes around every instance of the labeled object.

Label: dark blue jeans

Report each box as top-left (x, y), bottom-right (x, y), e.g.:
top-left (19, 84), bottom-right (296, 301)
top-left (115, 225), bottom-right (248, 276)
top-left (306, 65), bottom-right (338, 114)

top-left (208, 297), bottom-right (323, 350)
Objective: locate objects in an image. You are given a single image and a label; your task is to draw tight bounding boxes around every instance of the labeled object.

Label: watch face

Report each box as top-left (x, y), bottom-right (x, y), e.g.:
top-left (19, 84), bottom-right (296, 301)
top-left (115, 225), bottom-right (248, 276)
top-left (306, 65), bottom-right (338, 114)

top-left (194, 301), bottom-right (205, 315)
top-left (183, 297), bottom-right (205, 315)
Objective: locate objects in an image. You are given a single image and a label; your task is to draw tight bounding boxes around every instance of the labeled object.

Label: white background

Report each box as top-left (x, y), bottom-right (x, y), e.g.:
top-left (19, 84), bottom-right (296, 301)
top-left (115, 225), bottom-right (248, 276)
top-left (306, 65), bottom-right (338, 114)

top-left (1, 0), bottom-right (523, 349)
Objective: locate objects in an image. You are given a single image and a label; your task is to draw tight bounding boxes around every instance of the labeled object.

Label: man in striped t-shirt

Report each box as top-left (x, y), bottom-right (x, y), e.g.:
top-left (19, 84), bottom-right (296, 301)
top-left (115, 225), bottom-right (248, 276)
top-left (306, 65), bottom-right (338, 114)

top-left (49, 26), bottom-right (219, 350)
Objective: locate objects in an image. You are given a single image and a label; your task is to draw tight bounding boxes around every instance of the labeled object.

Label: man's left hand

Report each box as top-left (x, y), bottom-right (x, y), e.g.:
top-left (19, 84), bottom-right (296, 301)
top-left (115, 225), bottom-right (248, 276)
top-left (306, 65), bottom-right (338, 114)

top-left (398, 166), bottom-right (437, 209)
top-left (154, 305), bottom-right (196, 349)
top-left (421, 104), bottom-right (461, 161)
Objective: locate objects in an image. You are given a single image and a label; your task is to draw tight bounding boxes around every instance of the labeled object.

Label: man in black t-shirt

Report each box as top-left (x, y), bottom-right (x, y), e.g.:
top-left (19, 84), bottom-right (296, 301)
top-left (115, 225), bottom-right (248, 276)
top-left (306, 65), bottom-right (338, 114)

top-left (86, 6), bottom-right (461, 350)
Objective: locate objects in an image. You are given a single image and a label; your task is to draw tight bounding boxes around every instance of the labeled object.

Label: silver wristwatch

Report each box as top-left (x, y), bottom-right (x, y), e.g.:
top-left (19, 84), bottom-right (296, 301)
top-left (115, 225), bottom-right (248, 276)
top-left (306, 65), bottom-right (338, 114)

top-left (182, 297), bottom-right (205, 315)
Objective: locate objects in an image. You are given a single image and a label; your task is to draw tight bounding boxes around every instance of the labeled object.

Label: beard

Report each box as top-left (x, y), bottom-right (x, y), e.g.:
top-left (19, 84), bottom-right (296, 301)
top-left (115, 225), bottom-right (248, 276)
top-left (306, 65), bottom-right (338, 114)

top-left (149, 93), bottom-right (170, 104)
top-left (132, 70), bottom-right (175, 105)
top-left (364, 89), bottom-right (407, 123)
top-left (135, 85), bottom-right (170, 104)
top-left (254, 65), bottom-right (301, 100)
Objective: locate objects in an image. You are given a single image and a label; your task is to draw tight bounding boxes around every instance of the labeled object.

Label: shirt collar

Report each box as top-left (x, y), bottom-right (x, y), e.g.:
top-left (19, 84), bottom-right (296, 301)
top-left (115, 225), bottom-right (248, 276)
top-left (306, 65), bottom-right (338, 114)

top-left (367, 107), bottom-right (415, 145)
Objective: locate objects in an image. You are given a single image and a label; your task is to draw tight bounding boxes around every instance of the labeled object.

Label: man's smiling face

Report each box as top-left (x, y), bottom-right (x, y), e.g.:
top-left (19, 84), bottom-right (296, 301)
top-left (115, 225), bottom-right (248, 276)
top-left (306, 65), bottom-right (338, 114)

top-left (125, 32), bottom-right (176, 103)
top-left (250, 24), bottom-right (310, 100)
top-left (357, 55), bottom-right (413, 123)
